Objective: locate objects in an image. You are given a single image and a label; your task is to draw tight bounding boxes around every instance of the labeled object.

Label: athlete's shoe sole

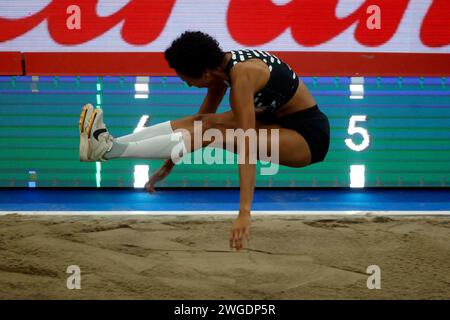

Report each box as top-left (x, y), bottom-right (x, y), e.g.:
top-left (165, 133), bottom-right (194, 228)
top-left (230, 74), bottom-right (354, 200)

top-left (79, 104), bottom-right (95, 162)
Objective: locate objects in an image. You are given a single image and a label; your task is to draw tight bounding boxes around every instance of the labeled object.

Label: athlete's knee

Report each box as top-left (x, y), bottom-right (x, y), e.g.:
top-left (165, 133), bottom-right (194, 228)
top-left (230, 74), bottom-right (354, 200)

top-left (290, 150), bottom-right (312, 168)
top-left (276, 143), bottom-right (312, 168)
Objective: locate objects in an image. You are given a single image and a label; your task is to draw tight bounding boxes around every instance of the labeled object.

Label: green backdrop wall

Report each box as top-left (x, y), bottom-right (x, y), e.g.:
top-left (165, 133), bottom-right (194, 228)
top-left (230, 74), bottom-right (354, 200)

top-left (0, 76), bottom-right (449, 188)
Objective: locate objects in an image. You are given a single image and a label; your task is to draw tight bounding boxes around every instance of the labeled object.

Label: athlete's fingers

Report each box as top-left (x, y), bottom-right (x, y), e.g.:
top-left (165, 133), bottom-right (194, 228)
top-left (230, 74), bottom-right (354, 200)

top-left (236, 230), bottom-right (242, 249)
top-left (245, 228), bottom-right (250, 244)
top-left (230, 230), bottom-right (237, 249)
top-left (236, 230), bottom-right (243, 250)
top-left (237, 229), bottom-right (242, 247)
top-left (235, 230), bottom-right (242, 250)
top-left (238, 237), bottom-right (243, 250)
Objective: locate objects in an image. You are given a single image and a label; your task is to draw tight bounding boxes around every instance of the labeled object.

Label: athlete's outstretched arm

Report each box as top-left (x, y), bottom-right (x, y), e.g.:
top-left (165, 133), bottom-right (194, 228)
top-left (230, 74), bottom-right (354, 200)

top-left (229, 65), bottom-right (257, 250)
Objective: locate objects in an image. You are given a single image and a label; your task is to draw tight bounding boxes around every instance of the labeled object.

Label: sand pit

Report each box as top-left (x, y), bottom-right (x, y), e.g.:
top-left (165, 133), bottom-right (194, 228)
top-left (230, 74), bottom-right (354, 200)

top-left (0, 214), bottom-right (449, 299)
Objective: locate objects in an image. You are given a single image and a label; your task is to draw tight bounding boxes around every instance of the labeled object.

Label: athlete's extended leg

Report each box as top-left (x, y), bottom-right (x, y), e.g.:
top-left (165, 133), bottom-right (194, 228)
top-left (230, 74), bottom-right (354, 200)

top-left (82, 105), bottom-right (312, 167)
top-left (103, 112), bottom-right (236, 161)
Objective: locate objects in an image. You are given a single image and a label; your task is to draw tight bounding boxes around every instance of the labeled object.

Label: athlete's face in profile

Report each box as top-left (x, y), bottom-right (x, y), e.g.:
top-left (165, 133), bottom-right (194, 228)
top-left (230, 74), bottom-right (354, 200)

top-left (176, 70), bottom-right (212, 88)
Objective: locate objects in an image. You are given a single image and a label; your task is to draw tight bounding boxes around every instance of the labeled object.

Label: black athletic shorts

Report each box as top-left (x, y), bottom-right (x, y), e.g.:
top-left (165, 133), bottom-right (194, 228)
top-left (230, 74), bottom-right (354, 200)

top-left (256, 105), bottom-right (330, 164)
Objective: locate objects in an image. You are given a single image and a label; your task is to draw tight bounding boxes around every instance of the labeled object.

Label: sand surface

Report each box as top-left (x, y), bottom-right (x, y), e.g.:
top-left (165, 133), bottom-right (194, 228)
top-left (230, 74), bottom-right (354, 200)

top-left (0, 214), bottom-right (449, 299)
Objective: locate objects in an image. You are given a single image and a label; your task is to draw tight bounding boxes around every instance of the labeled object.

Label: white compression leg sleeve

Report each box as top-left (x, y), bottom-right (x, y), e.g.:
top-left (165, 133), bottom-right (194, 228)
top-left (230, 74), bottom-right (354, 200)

top-left (115, 120), bottom-right (174, 143)
top-left (104, 132), bottom-right (187, 161)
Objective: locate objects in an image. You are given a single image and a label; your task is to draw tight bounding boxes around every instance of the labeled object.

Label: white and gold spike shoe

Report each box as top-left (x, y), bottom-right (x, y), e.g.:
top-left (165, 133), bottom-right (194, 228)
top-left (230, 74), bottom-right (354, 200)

top-left (79, 104), bottom-right (114, 162)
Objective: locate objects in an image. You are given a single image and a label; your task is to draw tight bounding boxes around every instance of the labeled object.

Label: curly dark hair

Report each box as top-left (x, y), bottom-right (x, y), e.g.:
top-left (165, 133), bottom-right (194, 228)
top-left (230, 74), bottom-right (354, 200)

top-left (164, 31), bottom-right (225, 78)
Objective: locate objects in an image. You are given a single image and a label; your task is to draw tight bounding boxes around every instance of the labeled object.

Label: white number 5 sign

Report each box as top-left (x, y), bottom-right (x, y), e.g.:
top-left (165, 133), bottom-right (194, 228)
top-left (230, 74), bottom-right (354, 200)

top-left (345, 115), bottom-right (370, 152)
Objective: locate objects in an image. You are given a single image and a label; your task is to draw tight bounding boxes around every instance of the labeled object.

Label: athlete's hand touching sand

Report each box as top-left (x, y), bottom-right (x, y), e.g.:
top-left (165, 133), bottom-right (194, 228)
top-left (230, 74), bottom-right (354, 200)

top-left (230, 211), bottom-right (251, 250)
top-left (145, 159), bottom-right (175, 193)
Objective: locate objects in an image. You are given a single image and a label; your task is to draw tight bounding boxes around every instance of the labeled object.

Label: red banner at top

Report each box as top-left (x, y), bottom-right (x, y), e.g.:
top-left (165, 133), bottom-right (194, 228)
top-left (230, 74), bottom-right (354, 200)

top-left (0, 0), bottom-right (448, 52)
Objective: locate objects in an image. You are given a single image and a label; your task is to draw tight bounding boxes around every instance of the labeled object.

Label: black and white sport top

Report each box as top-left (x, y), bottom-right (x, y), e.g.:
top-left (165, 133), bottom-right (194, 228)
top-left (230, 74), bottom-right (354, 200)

top-left (224, 49), bottom-right (299, 113)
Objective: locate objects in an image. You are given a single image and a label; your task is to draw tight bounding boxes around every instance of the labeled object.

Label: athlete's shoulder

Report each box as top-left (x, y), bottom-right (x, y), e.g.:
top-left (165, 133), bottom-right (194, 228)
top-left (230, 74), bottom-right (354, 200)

top-left (228, 61), bottom-right (253, 82)
top-left (228, 54), bottom-right (270, 91)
